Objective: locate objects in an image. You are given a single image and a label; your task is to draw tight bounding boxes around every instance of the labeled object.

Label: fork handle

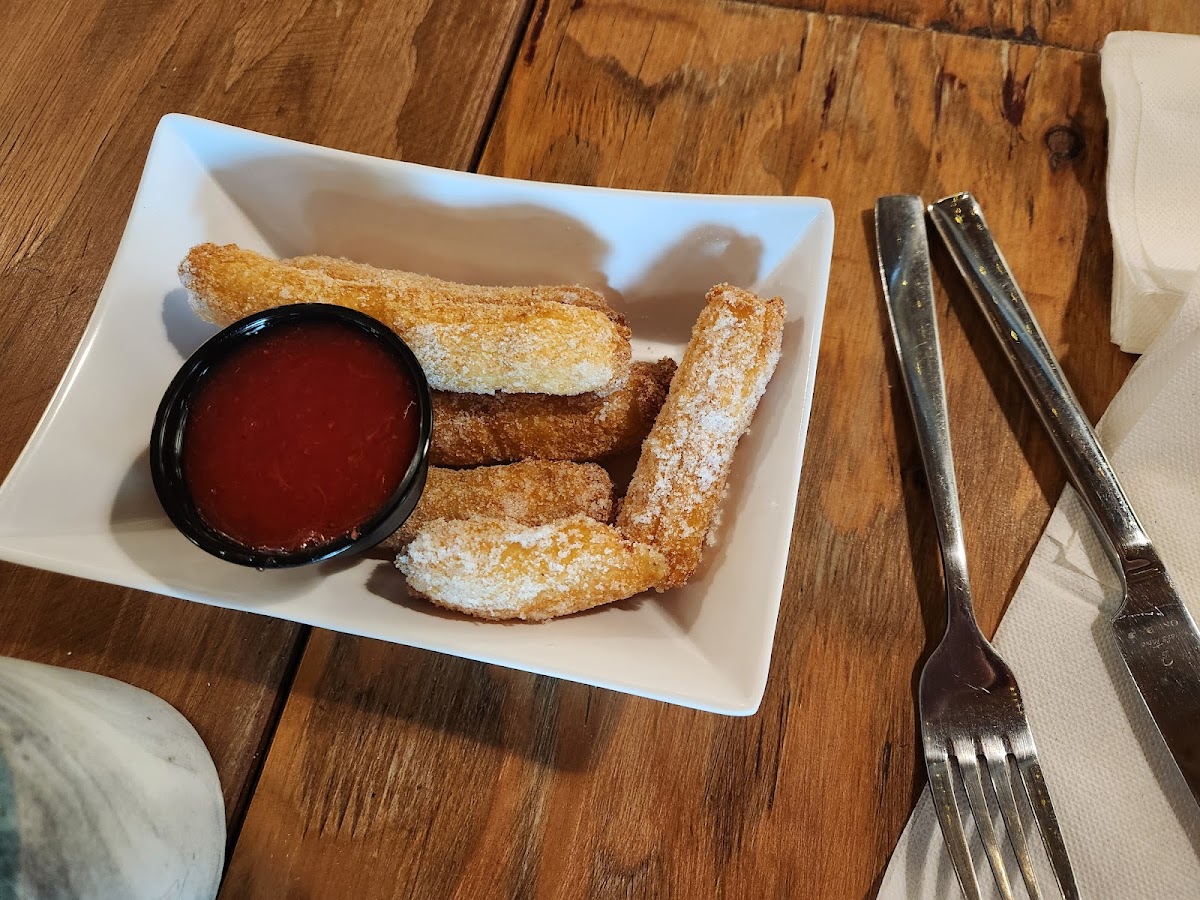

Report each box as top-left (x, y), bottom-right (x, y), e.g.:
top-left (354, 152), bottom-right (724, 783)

top-left (928, 193), bottom-right (1160, 583)
top-left (875, 195), bottom-right (977, 627)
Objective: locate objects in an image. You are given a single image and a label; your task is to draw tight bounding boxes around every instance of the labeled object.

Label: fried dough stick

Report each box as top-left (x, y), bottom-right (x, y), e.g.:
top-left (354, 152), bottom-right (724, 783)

top-left (396, 515), bottom-right (667, 621)
top-left (378, 460), bottom-right (614, 551)
top-left (179, 244), bottom-right (632, 396)
top-left (284, 254), bottom-right (616, 317)
top-left (430, 358), bottom-right (677, 466)
top-left (616, 284), bottom-right (784, 590)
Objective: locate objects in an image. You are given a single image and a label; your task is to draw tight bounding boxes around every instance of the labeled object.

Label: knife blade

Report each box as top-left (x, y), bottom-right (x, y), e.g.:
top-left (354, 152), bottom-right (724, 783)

top-left (928, 191), bottom-right (1200, 804)
top-left (1112, 570), bottom-right (1200, 798)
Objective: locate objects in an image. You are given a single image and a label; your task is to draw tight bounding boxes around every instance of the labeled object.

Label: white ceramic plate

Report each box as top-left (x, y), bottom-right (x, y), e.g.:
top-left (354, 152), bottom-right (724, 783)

top-left (0, 115), bottom-right (833, 714)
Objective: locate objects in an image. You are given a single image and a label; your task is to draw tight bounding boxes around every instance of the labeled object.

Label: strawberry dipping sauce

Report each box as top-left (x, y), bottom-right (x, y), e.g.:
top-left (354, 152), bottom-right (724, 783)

top-left (181, 320), bottom-right (420, 553)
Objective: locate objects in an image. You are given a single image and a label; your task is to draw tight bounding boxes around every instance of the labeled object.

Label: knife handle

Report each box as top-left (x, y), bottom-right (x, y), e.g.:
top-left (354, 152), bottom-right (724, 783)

top-left (928, 193), bottom-right (1160, 583)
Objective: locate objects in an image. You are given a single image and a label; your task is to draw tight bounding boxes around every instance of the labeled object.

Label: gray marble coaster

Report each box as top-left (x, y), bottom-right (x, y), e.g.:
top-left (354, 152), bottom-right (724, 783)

top-left (0, 656), bottom-right (223, 900)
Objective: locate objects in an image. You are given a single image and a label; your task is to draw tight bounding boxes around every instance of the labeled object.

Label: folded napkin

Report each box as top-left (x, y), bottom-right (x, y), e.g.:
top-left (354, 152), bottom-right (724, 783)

top-left (1103, 32), bottom-right (1200, 354)
top-left (879, 31), bottom-right (1200, 899)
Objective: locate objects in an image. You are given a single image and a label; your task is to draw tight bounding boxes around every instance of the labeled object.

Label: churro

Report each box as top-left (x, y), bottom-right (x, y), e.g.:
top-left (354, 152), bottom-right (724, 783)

top-left (429, 358), bottom-right (677, 466)
top-left (378, 461), bottom-right (613, 550)
top-left (179, 244), bottom-right (632, 396)
top-left (396, 515), bottom-right (667, 621)
top-left (616, 283), bottom-right (784, 590)
top-left (284, 254), bottom-right (617, 317)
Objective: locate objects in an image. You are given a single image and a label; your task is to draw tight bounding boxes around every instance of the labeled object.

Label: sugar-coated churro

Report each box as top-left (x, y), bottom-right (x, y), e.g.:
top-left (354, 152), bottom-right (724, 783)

top-left (283, 254), bottom-right (618, 318)
top-left (179, 244), bottom-right (632, 396)
top-left (429, 358), bottom-right (677, 466)
top-left (396, 515), bottom-right (667, 621)
top-left (616, 283), bottom-right (784, 590)
top-left (378, 460), bottom-right (613, 551)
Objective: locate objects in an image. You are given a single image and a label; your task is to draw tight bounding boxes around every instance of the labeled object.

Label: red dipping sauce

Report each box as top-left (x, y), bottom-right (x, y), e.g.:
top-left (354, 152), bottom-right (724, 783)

top-left (182, 321), bottom-right (419, 552)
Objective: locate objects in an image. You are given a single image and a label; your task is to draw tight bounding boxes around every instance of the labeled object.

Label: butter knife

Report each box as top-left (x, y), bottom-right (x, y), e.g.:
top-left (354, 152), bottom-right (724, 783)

top-left (929, 192), bottom-right (1200, 805)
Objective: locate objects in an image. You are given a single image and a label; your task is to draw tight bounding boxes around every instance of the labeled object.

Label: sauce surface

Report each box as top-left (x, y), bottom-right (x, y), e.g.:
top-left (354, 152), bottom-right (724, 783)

top-left (182, 321), bottom-right (419, 552)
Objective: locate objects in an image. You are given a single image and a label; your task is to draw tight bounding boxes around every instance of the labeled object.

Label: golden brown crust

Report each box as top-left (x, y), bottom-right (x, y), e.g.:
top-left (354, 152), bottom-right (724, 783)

top-left (377, 460), bottom-right (614, 551)
top-left (616, 284), bottom-right (785, 590)
top-left (396, 515), bottom-right (667, 621)
top-left (179, 244), bottom-right (632, 396)
top-left (285, 254), bottom-right (621, 320)
top-left (429, 358), bottom-right (677, 466)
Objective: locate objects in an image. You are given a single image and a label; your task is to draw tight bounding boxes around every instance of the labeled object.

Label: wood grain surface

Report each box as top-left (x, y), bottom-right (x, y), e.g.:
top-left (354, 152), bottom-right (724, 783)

top-left (5, 0), bottom-right (1200, 896)
top-left (0, 0), bottom-right (531, 833)
top-left (753, 0), bottom-right (1200, 52)
top-left (219, 0), bottom-right (1200, 897)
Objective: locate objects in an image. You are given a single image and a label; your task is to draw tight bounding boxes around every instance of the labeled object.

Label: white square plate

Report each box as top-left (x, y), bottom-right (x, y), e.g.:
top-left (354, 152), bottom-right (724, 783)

top-left (0, 115), bottom-right (832, 714)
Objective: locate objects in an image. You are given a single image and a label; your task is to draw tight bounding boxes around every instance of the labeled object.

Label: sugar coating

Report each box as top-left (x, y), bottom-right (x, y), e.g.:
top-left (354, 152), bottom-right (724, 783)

top-left (400, 314), bottom-right (620, 395)
top-left (616, 284), bottom-right (784, 589)
top-left (430, 358), bottom-right (677, 466)
top-left (178, 244), bottom-right (632, 396)
top-left (378, 460), bottom-right (614, 550)
top-left (396, 515), bottom-right (667, 621)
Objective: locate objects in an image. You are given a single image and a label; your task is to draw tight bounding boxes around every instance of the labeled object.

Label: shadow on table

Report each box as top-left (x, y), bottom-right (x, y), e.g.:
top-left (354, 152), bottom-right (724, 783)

top-left (289, 620), bottom-right (629, 775)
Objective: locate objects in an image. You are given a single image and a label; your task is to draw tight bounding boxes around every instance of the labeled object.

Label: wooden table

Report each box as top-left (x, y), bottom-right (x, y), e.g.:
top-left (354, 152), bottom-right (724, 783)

top-left (2, 1), bottom-right (1197, 896)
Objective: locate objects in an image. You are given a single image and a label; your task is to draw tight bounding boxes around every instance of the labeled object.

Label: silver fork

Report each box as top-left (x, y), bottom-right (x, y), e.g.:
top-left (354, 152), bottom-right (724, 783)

top-left (874, 195), bottom-right (1080, 900)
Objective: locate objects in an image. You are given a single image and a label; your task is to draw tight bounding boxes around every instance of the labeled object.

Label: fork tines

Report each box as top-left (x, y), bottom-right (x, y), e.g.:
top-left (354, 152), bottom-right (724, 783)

top-left (924, 724), bottom-right (1078, 900)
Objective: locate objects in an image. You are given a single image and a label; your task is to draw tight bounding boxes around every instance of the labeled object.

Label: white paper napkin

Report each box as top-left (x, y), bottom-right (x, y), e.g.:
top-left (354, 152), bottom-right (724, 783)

top-left (1102, 31), bottom-right (1200, 354)
top-left (878, 30), bottom-right (1200, 900)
